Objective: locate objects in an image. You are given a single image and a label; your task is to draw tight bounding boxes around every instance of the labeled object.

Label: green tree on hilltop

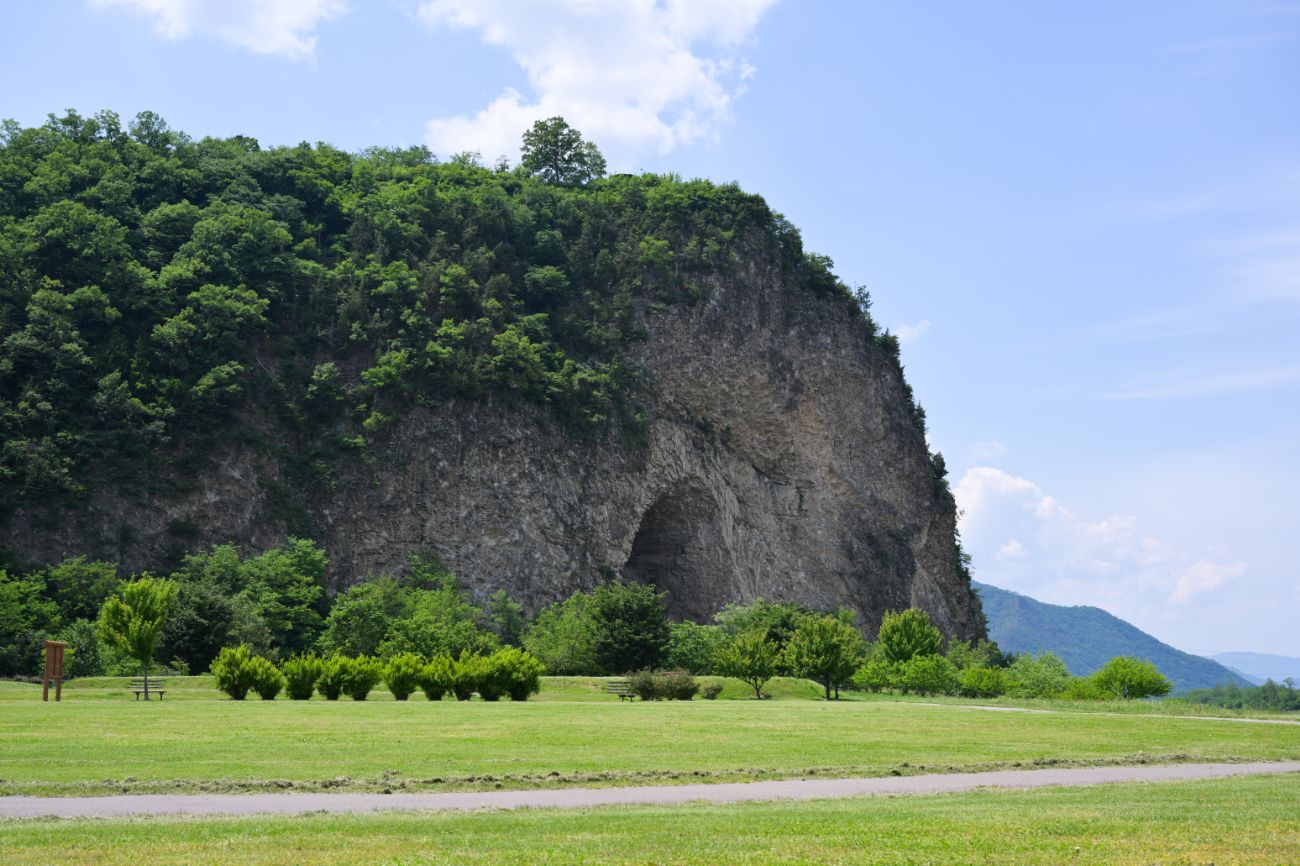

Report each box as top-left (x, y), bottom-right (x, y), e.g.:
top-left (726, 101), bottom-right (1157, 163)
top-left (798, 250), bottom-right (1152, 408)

top-left (521, 117), bottom-right (607, 186)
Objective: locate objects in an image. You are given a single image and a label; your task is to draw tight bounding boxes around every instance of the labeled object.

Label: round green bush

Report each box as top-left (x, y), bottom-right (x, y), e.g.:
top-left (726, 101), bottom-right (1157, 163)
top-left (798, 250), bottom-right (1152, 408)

top-left (383, 652), bottom-right (425, 701)
top-left (282, 653), bottom-right (323, 700)
top-left (343, 656), bottom-right (384, 701)
top-left (316, 655), bottom-right (348, 701)
top-left (249, 656), bottom-right (285, 700)
top-left (419, 655), bottom-right (453, 701)
top-left (211, 645), bottom-right (258, 701)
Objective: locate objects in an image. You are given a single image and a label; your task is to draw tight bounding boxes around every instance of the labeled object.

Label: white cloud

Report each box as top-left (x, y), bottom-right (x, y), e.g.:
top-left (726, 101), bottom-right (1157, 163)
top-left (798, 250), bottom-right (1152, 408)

top-left (955, 466), bottom-right (1245, 623)
top-left (996, 539), bottom-right (1028, 559)
top-left (1171, 560), bottom-right (1245, 606)
top-left (89, 0), bottom-right (347, 59)
top-left (415, 0), bottom-right (779, 163)
top-left (894, 319), bottom-right (931, 343)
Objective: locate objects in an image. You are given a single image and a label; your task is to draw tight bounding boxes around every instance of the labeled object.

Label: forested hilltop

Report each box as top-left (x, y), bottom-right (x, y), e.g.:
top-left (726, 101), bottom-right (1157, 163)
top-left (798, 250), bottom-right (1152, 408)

top-left (0, 110), bottom-right (878, 524)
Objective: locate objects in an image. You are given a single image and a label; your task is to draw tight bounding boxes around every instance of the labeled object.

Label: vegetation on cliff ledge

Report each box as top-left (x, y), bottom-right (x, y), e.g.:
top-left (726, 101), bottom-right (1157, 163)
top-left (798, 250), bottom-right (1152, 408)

top-left (0, 111), bottom-right (892, 518)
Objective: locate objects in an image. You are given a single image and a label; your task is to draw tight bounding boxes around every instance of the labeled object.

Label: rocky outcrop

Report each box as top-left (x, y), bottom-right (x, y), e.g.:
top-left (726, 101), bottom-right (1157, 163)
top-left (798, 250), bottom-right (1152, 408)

top-left (6, 251), bottom-right (985, 641)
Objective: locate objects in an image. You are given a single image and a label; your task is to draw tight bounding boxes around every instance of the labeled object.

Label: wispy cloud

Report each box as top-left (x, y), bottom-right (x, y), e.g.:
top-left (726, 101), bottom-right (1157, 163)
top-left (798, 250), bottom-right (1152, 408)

top-left (1104, 364), bottom-right (1300, 400)
top-left (414, 0), bottom-right (779, 163)
top-left (89, 0), bottom-right (347, 59)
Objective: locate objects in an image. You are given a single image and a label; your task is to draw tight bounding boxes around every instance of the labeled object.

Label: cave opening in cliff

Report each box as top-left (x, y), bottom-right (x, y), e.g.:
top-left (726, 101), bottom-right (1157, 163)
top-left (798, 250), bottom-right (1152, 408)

top-left (621, 481), bottom-right (729, 622)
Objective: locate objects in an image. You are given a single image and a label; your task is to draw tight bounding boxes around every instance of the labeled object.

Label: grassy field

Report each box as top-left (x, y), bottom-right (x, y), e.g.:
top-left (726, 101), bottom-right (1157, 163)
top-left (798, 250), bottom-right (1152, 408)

top-left (1, 677), bottom-right (1296, 796)
top-left (1, 774), bottom-right (1297, 865)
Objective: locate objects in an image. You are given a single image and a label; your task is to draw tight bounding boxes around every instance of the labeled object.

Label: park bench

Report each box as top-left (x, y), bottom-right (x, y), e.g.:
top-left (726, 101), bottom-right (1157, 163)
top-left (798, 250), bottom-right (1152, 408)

top-left (129, 678), bottom-right (167, 701)
top-left (602, 679), bottom-right (637, 701)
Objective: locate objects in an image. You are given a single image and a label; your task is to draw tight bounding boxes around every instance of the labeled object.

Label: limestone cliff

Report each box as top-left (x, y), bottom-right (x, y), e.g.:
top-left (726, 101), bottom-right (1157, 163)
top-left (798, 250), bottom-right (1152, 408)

top-left (7, 247), bottom-right (984, 641)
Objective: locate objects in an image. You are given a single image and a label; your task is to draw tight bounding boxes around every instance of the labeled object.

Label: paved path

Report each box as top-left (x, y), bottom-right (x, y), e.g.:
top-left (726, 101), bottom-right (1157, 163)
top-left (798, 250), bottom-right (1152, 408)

top-left (2, 762), bottom-right (1297, 820)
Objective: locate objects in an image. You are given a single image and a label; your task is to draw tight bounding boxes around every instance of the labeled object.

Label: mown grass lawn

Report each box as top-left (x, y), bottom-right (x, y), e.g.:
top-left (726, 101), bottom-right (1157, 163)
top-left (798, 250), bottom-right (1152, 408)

top-left (1, 774), bottom-right (1297, 865)
top-left (1, 677), bottom-right (1296, 796)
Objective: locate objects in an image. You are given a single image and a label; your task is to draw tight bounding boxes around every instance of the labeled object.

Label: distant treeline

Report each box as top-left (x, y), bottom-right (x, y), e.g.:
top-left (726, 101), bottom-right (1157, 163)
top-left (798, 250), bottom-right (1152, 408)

top-left (1182, 681), bottom-right (1299, 712)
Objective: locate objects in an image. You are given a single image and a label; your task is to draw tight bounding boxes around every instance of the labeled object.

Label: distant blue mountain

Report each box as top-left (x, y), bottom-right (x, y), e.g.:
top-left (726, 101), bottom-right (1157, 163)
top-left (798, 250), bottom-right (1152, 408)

top-left (1211, 652), bottom-right (1300, 686)
top-left (974, 581), bottom-right (1251, 693)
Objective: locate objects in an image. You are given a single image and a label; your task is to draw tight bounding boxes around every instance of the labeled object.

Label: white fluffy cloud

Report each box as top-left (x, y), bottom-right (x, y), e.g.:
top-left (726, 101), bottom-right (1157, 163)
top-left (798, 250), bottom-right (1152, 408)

top-left (416, 0), bottom-right (779, 163)
top-left (894, 319), bottom-right (931, 343)
top-left (89, 0), bottom-right (347, 59)
top-left (956, 466), bottom-right (1245, 619)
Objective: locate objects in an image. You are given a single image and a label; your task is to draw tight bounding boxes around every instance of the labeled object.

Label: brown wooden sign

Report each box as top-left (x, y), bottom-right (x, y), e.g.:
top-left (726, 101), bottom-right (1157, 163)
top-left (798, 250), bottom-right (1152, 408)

top-left (43, 640), bottom-right (67, 702)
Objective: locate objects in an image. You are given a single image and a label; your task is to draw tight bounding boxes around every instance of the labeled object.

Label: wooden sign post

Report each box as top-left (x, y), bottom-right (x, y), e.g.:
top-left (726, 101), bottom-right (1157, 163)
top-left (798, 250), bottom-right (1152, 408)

top-left (42, 640), bottom-right (67, 702)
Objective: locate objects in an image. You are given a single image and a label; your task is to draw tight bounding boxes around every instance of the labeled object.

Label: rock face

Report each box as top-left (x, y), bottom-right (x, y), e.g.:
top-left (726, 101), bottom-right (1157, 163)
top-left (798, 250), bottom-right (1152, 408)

top-left (7, 252), bottom-right (985, 641)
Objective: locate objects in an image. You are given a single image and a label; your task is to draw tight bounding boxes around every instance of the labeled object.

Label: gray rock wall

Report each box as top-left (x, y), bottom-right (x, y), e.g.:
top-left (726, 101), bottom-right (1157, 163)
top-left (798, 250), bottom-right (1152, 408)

top-left (5, 252), bottom-right (985, 641)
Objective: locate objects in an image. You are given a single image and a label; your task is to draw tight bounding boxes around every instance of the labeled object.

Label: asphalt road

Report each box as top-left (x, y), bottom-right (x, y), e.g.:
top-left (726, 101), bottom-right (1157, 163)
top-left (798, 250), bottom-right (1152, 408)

top-left (2, 761), bottom-right (1297, 819)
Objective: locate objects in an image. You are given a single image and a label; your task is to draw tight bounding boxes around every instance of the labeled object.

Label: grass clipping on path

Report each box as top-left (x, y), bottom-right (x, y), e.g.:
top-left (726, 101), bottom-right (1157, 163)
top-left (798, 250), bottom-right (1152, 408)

top-left (2, 775), bottom-right (1298, 865)
top-left (2, 692), bottom-right (1298, 796)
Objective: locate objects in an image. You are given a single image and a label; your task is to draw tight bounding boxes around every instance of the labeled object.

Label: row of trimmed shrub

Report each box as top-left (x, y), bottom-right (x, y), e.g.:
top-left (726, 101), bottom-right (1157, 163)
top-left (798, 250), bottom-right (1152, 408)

top-left (211, 646), bottom-right (544, 701)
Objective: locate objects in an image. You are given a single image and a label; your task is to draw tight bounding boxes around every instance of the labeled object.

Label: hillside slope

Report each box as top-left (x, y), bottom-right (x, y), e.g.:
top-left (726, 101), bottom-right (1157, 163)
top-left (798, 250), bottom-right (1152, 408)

top-left (973, 582), bottom-right (1248, 692)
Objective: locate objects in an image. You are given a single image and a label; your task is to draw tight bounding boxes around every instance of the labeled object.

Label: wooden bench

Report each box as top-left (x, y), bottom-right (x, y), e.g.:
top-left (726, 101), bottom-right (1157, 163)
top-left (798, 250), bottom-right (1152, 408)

top-left (130, 678), bottom-right (167, 701)
top-left (602, 679), bottom-right (637, 701)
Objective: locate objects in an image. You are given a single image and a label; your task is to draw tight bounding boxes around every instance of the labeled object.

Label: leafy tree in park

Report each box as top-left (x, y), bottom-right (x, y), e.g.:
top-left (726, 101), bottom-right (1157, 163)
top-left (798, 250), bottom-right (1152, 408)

top-left (589, 581), bottom-right (669, 674)
top-left (1007, 651), bottom-right (1073, 699)
top-left (520, 117), bottom-right (607, 186)
top-left (897, 653), bottom-right (959, 696)
top-left (487, 589), bottom-right (526, 646)
top-left (39, 557), bottom-right (120, 622)
top-left (715, 629), bottom-right (779, 699)
top-left (713, 598), bottom-right (812, 661)
top-left (318, 576), bottom-right (411, 657)
top-left (0, 569), bottom-right (59, 676)
top-left (96, 576), bottom-right (178, 698)
top-left (665, 621), bottom-right (726, 674)
top-left (876, 608), bottom-right (943, 663)
top-left (1089, 656), bottom-right (1172, 700)
top-left (782, 615), bottom-right (867, 700)
top-left (522, 592), bottom-right (599, 675)
top-left (160, 579), bottom-right (236, 672)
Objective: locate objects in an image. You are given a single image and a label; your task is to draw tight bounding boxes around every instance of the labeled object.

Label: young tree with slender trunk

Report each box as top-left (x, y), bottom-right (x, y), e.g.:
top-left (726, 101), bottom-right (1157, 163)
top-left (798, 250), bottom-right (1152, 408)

top-left (97, 576), bottom-right (177, 700)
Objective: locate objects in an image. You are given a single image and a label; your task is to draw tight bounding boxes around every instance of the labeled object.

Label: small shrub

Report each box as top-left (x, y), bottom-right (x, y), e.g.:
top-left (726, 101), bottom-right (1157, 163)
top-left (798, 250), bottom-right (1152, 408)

top-left (211, 645), bottom-right (257, 700)
top-left (383, 652), bottom-right (425, 701)
top-left (343, 656), bottom-right (384, 701)
top-left (700, 681), bottom-right (723, 700)
top-left (248, 656), bottom-right (284, 700)
top-left (627, 669), bottom-right (698, 700)
top-left (449, 655), bottom-right (477, 701)
top-left (470, 655), bottom-right (506, 701)
top-left (1090, 656), bottom-right (1172, 700)
top-left (657, 669), bottom-right (699, 700)
top-left (316, 655), bottom-right (348, 700)
top-left (628, 669), bottom-right (657, 701)
top-left (419, 655), bottom-right (453, 701)
top-left (282, 653), bottom-right (322, 700)
top-left (499, 647), bottom-right (544, 701)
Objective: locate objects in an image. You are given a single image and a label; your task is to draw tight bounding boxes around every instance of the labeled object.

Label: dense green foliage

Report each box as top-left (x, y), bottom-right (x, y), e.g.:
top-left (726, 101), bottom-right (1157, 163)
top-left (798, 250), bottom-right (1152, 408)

top-left (974, 581), bottom-right (1249, 692)
top-left (714, 630), bottom-right (780, 699)
top-left (876, 607), bottom-right (943, 662)
top-left (0, 110), bottom-right (868, 526)
top-left (781, 615), bottom-right (866, 699)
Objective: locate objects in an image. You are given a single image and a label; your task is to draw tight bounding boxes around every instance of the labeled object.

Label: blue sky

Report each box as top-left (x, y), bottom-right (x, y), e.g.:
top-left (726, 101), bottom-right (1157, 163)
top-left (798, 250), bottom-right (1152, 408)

top-left (4, 1), bottom-right (1298, 655)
